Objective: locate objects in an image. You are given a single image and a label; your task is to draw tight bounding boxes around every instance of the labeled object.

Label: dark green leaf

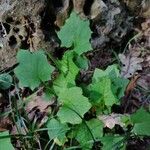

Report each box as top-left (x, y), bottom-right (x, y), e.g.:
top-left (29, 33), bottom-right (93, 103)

top-left (0, 73), bottom-right (12, 89)
top-left (14, 50), bottom-right (54, 90)
top-left (131, 108), bottom-right (150, 136)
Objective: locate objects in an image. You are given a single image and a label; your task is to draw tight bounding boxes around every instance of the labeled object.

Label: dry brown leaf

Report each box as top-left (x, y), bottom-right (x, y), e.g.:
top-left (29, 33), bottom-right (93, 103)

top-left (141, 19), bottom-right (150, 48)
top-left (11, 124), bottom-right (27, 135)
top-left (141, 0), bottom-right (150, 18)
top-left (119, 53), bottom-right (143, 78)
top-left (26, 95), bottom-right (54, 113)
top-left (73, 0), bottom-right (85, 17)
top-left (90, 0), bottom-right (107, 19)
top-left (24, 90), bottom-right (54, 126)
top-left (55, 0), bottom-right (70, 27)
top-left (125, 75), bottom-right (140, 96)
top-left (137, 73), bottom-right (150, 90)
top-left (98, 114), bottom-right (126, 129)
top-left (0, 116), bottom-right (12, 131)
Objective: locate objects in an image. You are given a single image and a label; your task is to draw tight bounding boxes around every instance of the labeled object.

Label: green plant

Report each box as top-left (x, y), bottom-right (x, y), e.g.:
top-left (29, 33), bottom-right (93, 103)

top-left (58, 11), bottom-right (92, 55)
top-left (1, 11), bottom-right (149, 150)
top-left (14, 50), bottom-right (54, 90)
top-left (0, 73), bottom-right (12, 89)
top-left (0, 131), bottom-right (14, 150)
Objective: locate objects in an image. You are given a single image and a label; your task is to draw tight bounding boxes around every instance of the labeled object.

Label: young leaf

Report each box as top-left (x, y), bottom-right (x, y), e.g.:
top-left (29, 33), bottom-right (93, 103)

top-left (14, 50), bottom-right (54, 90)
top-left (57, 87), bottom-right (91, 124)
top-left (53, 51), bottom-right (79, 94)
top-left (89, 77), bottom-right (117, 106)
top-left (92, 65), bottom-right (119, 83)
top-left (91, 65), bottom-right (128, 101)
top-left (58, 11), bottom-right (92, 55)
top-left (75, 119), bottom-right (103, 149)
top-left (58, 51), bottom-right (79, 84)
top-left (47, 118), bottom-right (69, 146)
top-left (0, 73), bottom-right (12, 89)
top-left (0, 131), bottom-right (15, 150)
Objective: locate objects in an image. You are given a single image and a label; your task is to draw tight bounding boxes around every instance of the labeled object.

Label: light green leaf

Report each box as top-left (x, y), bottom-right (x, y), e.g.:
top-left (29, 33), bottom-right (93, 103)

top-left (14, 50), bottom-right (54, 90)
top-left (58, 11), bottom-right (92, 55)
top-left (0, 73), bottom-right (12, 89)
top-left (92, 65), bottom-right (119, 83)
top-left (53, 51), bottom-right (79, 94)
top-left (105, 65), bottom-right (120, 78)
top-left (89, 77), bottom-right (117, 106)
top-left (101, 136), bottom-right (124, 150)
top-left (91, 65), bottom-right (129, 104)
top-left (57, 87), bottom-right (91, 124)
top-left (0, 131), bottom-right (14, 150)
top-left (47, 118), bottom-right (69, 146)
top-left (53, 74), bottom-right (70, 94)
top-left (75, 119), bottom-right (103, 149)
top-left (57, 106), bottom-right (82, 124)
top-left (92, 68), bottom-right (107, 83)
top-left (58, 51), bottom-right (79, 84)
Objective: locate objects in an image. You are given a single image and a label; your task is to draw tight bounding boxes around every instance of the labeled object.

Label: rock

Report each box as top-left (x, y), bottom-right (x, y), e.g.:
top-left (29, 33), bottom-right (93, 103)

top-left (0, 0), bottom-right (58, 70)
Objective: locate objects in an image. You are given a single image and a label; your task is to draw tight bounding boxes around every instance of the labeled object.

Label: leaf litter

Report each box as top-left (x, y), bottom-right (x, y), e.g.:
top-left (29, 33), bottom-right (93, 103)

top-left (119, 53), bottom-right (143, 78)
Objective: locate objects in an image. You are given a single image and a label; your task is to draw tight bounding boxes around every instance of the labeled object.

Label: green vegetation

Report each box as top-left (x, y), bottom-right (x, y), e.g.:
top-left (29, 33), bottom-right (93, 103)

top-left (0, 11), bottom-right (149, 150)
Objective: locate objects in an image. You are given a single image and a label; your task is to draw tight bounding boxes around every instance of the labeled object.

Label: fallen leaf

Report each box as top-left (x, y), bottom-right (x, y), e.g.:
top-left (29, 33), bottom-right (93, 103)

top-left (90, 0), bottom-right (107, 19)
top-left (26, 95), bottom-right (53, 113)
top-left (55, 0), bottom-right (70, 27)
top-left (125, 75), bottom-right (140, 96)
top-left (98, 114), bottom-right (125, 129)
top-left (137, 73), bottom-right (150, 90)
top-left (141, 19), bottom-right (150, 48)
top-left (119, 53), bottom-right (143, 78)
top-left (25, 90), bottom-right (55, 126)
top-left (11, 123), bottom-right (27, 136)
top-left (0, 117), bottom-right (12, 131)
top-left (141, 0), bottom-right (150, 18)
top-left (73, 0), bottom-right (85, 17)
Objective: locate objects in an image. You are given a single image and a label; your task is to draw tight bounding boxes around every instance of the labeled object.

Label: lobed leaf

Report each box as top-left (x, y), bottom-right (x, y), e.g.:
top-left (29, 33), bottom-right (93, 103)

top-left (58, 11), bottom-right (92, 55)
top-left (57, 87), bottom-right (91, 124)
top-left (14, 50), bottom-right (54, 90)
top-left (75, 119), bottom-right (103, 149)
top-left (47, 118), bottom-right (69, 146)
